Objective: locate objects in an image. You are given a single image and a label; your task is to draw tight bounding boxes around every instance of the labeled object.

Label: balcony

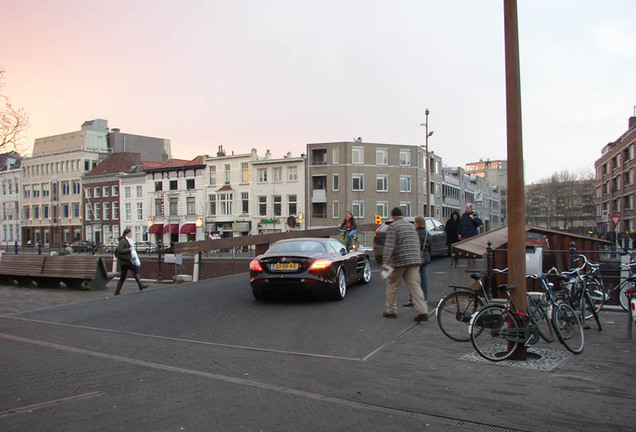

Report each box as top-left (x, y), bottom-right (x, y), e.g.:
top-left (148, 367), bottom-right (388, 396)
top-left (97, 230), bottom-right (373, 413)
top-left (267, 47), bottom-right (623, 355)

top-left (311, 189), bottom-right (327, 203)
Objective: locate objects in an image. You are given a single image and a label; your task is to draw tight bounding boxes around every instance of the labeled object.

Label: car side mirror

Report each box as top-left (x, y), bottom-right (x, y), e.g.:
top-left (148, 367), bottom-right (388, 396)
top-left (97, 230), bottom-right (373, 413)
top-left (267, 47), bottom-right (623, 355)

top-left (340, 248), bottom-right (347, 255)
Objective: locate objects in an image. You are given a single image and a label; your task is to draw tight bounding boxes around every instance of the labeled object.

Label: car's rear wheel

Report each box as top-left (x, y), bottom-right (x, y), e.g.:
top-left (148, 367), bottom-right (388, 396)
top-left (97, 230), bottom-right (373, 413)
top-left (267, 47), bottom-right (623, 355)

top-left (360, 258), bottom-right (372, 284)
top-left (332, 268), bottom-right (347, 300)
top-left (252, 289), bottom-right (269, 301)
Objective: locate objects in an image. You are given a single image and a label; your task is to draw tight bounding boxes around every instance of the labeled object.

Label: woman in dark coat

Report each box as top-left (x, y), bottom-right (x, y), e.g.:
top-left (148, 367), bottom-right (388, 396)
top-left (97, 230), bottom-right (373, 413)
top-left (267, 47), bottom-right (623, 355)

top-left (114, 228), bottom-right (148, 295)
top-left (445, 211), bottom-right (461, 267)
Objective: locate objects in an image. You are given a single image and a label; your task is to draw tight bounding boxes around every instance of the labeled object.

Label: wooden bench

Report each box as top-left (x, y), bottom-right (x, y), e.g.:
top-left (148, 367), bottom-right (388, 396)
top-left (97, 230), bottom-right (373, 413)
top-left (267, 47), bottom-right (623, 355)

top-left (0, 254), bottom-right (113, 290)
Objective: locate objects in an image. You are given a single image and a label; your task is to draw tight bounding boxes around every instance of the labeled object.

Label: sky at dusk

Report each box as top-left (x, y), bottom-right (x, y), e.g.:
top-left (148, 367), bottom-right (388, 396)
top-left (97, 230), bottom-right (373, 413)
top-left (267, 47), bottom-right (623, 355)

top-left (1, 0), bottom-right (635, 183)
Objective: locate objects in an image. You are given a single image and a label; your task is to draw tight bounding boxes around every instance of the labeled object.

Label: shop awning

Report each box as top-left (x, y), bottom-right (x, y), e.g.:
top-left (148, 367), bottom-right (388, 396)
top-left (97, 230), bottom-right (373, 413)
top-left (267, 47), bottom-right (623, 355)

top-left (149, 224), bottom-right (164, 234)
top-left (163, 224), bottom-right (179, 234)
top-left (180, 223), bottom-right (196, 234)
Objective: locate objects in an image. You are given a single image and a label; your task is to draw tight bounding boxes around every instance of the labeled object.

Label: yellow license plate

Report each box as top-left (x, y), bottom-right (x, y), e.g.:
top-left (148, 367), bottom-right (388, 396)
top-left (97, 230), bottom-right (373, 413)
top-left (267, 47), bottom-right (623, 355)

top-left (274, 262), bottom-right (298, 270)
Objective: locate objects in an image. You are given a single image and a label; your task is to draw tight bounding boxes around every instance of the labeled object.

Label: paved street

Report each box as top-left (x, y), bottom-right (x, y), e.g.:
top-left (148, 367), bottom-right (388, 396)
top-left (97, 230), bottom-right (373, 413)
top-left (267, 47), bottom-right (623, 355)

top-left (1, 258), bottom-right (635, 431)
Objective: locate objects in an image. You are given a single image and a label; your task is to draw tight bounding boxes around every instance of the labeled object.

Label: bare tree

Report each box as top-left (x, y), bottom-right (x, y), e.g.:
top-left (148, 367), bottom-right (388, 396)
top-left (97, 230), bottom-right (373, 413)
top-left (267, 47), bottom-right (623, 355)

top-left (0, 69), bottom-right (30, 151)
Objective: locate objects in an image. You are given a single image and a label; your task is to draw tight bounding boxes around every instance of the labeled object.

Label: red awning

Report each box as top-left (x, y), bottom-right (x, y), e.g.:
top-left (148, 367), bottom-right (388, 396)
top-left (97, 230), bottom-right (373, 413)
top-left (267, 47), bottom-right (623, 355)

top-left (180, 223), bottom-right (196, 234)
top-left (148, 224), bottom-right (164, 234)
top-left (163, 224), bottom-right (179, 234)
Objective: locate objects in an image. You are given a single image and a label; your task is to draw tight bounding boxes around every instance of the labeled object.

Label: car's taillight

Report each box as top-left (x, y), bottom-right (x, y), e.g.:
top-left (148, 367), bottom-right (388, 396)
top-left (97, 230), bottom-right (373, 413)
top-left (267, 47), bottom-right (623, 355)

top-left (309, 259), bottom-right (333, 270)
top-left (249, 259), bottom-right (263, 271)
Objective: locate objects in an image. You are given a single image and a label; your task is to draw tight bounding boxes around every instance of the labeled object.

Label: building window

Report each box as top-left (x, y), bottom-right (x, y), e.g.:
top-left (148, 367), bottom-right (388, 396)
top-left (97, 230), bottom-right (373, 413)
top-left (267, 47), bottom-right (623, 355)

top-left (154, 181), bottom-right (163, 192)
top-left (103, 186), bottom-right (109, 197)
top-left (333, 200), bottom-right (340, 219)
top-left (376, 148), bottom-right (388, 165)
top-left (208, 195), bottom-right (216, 215)
top-left (273, 167), bottom-right (282, 183)
top-left (61, 181), bottom-right (70, 196)
top-left (399, 150), bottom-right (411, 166)
top-left (170, 180), bottom-right (178, 191)
top-left (218, 193), bottom-right (232, 215)
top-left (186, 197), bottom-right (195, 215)
top-left (332, 174), bottom-right (339, 191)
top-left (332, 148), bottom-right (339, 164)
top-left (63, 204), bottom-right (70, 218)
top-left (186, 179), bottom-right (195, 190)
top-left (400, 175), bottom-right (412, 192)
top-left (136, 203), bottom-right (143, 220)
top-left (112, 185), bottom-right (118, 196)
top-left (352, 201), bottom-right (365, 218)
top-left (241, 162), bottom-right (249, 183)
top-left (103, 203), bottom-right (110, 220)
top-left (74, 203), bottom-right (81, 218)
top-left (376, 175), bottom-right (388, 192)
top-left (400, 202), bottom-right (412, 217)
top-left (93, 203), bottom-right (100, 220)
top-left (287, 194), bottom-right (297, 215)
top-left (352, 146), bottom-right (364, 165)
top-left (376, 202), bottom-right (388, 218)
top-left (23, 206), bottom-right (30, 219)
top-left (169, 198), bottom-right (178, 216)
top-left (155, 198), bottom-right (163, 216)
top-left (136, 186), bottom-right (143, 198)
top-left (273, 195), bottom-right (282, 216)
top-left (258, 168), bottom-right (268, 183)
top-left (224, 164), bottom-right (231, 185)
top-left (287, 166), bottom-right (298, 181)
top-left (242, 192), bottom-right (249, 214)
top-left (209, 166), bottom-right (217, 186)
top-left (258, 196), bottom-right (267, 216)
top-left (352, 174), bottom-right (365, 191)
top-left (125, 203), bottom-right (131, 221)
top-left (43, 205), bottom-right (49, 219)
top-left (93, 187), bottom-right (100, 198)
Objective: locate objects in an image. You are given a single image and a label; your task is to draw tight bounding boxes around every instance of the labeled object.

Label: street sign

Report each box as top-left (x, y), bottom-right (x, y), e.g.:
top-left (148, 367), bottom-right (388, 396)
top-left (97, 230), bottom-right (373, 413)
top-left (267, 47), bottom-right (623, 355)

top-left (611, 215), bottom-right (621, 226)
top-left (375, 215), bottom-right (382, 225)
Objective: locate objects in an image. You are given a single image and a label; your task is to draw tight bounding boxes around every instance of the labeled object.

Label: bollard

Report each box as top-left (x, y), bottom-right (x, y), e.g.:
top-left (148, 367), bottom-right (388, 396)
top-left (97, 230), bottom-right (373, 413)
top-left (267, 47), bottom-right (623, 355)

top-left (14, 241), bottom-right (18, 254)
top-left (486, 241), bottom-right (493, 299)
top-left (157, 240), bottom-right (163, 282)
top-left (569, 241), bottom-right (577, 270)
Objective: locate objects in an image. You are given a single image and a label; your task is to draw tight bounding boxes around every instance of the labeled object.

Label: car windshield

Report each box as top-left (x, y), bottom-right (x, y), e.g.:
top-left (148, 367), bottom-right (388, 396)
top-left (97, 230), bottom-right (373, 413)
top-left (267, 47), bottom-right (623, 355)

top-left (269, 241), bottom-right (326, 253)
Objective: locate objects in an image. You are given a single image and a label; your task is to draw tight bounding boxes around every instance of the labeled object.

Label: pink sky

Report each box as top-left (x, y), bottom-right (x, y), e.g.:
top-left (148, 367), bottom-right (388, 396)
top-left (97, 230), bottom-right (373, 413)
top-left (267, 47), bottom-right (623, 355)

top-left (2, 0), bottom-right (636, 183)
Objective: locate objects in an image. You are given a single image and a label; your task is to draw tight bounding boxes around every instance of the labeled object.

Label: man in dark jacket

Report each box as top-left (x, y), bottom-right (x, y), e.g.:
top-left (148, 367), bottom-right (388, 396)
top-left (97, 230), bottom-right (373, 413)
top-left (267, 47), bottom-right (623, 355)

top-left (445, 211), bottom-right (460, 267)
top-left (458, 204), bottom-right (482, 267)
top-left (458, 204), bottom-right (482, 240)
top-left (381, 207), bottom-right (428, 322)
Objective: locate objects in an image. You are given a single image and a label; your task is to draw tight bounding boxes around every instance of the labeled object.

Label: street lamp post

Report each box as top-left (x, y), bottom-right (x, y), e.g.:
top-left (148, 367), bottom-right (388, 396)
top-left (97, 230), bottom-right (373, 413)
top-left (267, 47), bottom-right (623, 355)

top-left (421, 108), bottom-right (434, 217)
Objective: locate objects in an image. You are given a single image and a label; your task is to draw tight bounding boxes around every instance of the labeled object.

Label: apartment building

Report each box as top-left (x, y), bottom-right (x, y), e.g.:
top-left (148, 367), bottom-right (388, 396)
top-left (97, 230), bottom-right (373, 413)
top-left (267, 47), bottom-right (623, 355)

top-left (0, 152), bottom-right (22, 246)
top-left (145, 156), bottom-right (207, 245)
top-left (251, 151), bottom-right (306, 234)
top-left (595, 115), bottom-right (636, 234)
top-left (306, 141), bottom-right (428, 228)
top-left (20, 119), bottom-right (171, 246)
top-left (466, 159), bottom-right (508, 225)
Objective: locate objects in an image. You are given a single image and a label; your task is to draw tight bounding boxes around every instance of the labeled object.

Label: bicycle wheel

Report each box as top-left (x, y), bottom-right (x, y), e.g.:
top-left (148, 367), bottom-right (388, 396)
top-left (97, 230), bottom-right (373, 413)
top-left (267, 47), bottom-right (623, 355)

top-left (527, 295), bottom-right (554, 343)
top-left (619, 280), bottom-right (636, 311)
top-left (582, 291), bottom-right (602, 331)
top-left (470, 304), bottom-right (522, 362)
top-left (584, 279), bottom-right (605, 316)
top-left (552, 302), bottom-right (584, 354)
top-left (436, 291), bottom-right (484, 342)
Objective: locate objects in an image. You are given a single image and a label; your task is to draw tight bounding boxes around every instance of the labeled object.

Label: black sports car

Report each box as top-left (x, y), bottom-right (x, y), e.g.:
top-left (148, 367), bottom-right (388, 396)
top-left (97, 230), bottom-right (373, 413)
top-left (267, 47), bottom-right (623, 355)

top-left (249, 237), bottom-right (372, 301)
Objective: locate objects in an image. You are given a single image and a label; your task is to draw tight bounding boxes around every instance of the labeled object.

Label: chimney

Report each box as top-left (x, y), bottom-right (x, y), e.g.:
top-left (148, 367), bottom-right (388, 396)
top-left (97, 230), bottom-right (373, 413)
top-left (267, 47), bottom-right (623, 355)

top-left (217, 145), bottom-right (226, 157)
top-left (629, 116), bottom-right (636, 130)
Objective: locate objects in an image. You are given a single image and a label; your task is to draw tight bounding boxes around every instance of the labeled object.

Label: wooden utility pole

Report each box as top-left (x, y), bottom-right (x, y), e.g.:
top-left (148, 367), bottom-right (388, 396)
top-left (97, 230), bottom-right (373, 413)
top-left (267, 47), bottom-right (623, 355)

top-left (504, 0), bottom-right (527, 359)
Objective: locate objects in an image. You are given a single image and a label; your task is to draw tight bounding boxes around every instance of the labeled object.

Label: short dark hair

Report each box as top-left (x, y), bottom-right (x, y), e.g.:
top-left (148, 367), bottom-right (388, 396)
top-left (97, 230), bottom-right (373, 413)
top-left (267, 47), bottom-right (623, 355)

top-left (391, 207), bottom-right (402, 217)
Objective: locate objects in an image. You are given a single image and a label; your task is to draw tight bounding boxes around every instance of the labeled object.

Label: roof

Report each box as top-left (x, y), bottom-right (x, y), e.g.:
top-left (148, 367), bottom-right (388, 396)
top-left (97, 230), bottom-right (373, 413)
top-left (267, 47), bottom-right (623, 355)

top-left (144, 155), bottom-right (206, 172)
top-left (84, 152), bottom-right (141, 177)
top-left (452, 225), bottom-right (611, 258)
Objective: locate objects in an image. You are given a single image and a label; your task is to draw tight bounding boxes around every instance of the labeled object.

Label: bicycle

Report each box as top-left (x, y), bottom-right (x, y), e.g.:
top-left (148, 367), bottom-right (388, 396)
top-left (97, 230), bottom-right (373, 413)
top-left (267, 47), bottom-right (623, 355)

top-left (469, 283), bottom-right (584, 361)
top-left (616, 260), bottom-right (636, 311)
top-left (338, 229), bottom-right (359, 252)
top-left (436, 269), bottom-right (507, 342)
top-left (560, 257), bottom-right (603, 331)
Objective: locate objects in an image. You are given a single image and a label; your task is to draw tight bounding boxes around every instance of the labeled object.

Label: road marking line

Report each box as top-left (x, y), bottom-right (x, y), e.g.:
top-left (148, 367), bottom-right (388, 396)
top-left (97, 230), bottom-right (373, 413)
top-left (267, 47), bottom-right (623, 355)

top-left (0, 391), bottom-right (104, 418)
top-left (0, 332), bottom-right (522, 432)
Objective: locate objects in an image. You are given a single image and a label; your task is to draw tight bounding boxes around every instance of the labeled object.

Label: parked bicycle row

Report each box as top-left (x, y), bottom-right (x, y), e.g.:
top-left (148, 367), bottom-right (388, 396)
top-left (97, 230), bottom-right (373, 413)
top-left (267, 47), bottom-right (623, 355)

top-left (435, 252), bottom-right (636, 362)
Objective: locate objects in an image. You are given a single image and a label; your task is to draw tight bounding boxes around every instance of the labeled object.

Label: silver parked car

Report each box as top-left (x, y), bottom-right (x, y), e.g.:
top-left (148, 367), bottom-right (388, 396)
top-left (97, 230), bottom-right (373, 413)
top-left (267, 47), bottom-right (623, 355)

top-left (372, 216), bottom-right (448, 264)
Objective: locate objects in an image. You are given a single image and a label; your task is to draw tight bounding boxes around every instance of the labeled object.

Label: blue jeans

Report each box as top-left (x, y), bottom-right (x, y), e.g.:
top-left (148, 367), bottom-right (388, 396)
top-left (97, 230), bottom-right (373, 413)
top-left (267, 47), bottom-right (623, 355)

top-left (420, 263), bottom-right (429, 301)
top-left (407, 263), bottom-right (429, 303)
top-left (345, 229), bottom-right (357, 248)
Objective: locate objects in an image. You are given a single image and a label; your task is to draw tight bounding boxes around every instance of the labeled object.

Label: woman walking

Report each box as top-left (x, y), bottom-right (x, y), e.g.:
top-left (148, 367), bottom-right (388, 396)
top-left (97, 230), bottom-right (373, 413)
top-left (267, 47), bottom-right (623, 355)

top-left (114, 229), bottom-right (148, 295)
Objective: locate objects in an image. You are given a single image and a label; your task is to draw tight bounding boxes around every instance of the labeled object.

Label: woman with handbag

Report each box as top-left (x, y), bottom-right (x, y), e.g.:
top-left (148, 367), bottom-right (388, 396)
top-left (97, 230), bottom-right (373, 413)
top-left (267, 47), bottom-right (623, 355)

top-left (114, 228), bottom-right (148, 295)
top-left (404, 216), bottom-right (432, 307)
